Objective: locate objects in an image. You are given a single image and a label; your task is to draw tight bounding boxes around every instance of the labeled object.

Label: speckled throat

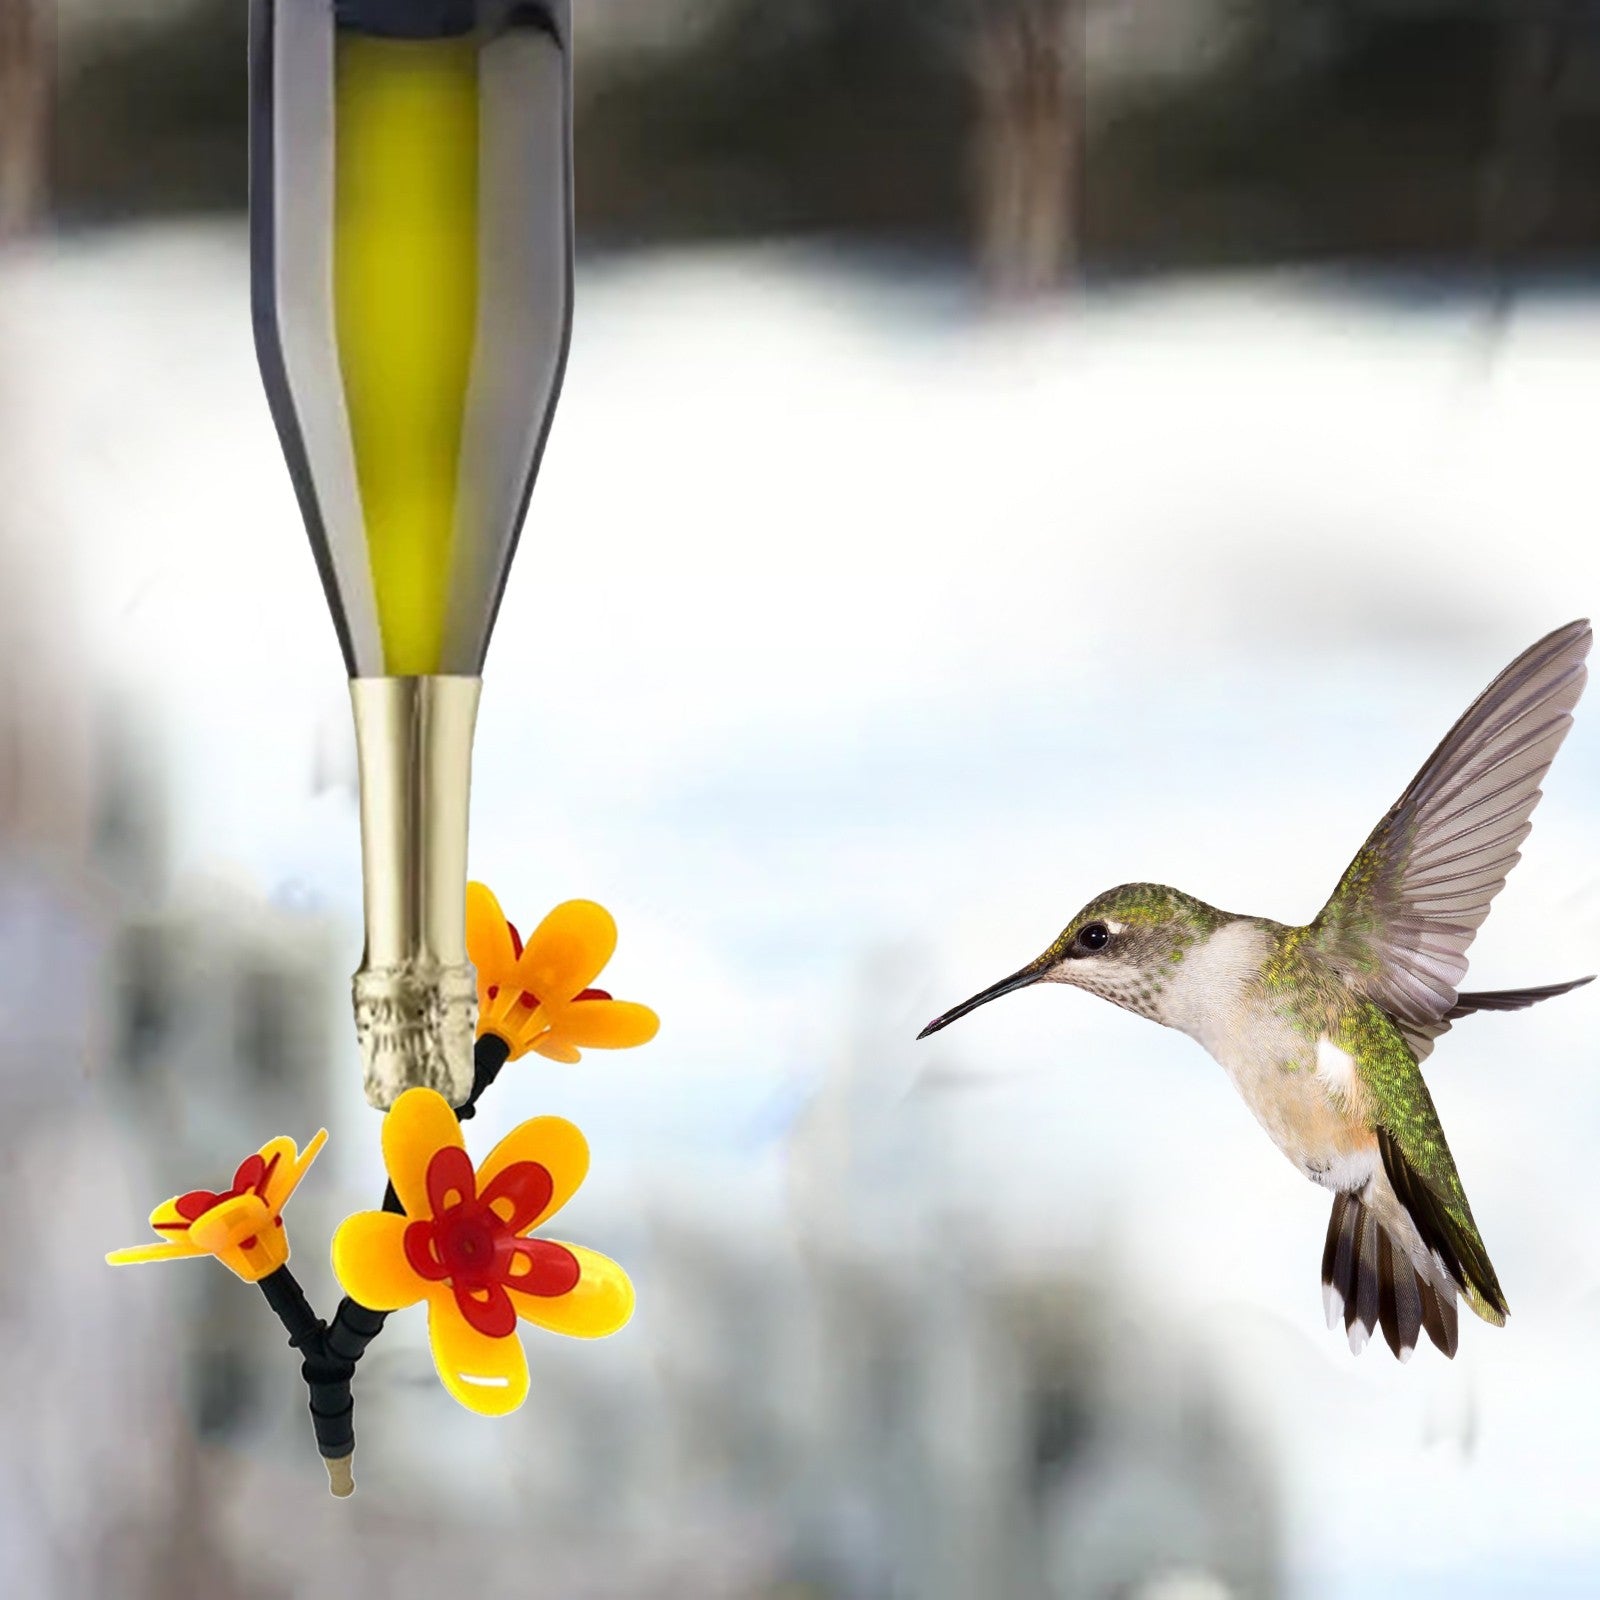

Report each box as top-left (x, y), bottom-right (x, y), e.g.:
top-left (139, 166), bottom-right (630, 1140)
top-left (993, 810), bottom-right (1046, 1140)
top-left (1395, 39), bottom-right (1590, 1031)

top-left (1043, 885), bottom-right (1238, 1028)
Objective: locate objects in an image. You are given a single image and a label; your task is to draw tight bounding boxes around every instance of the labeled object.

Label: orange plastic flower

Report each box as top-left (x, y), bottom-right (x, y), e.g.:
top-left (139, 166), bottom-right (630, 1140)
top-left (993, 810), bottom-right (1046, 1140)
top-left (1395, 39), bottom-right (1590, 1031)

top-left (331, 1088), bottom-right (633, 1416)
top-left (106, 1130), bottom-right (327, 1284)
top-left (466, 882), bottom-right (659, 1064)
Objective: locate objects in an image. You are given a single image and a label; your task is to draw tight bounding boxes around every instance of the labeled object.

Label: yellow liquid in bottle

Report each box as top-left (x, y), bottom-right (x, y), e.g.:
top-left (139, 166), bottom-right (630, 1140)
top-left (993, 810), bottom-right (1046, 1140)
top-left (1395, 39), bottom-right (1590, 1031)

top-left (334, 34), bottom-right (479, 677)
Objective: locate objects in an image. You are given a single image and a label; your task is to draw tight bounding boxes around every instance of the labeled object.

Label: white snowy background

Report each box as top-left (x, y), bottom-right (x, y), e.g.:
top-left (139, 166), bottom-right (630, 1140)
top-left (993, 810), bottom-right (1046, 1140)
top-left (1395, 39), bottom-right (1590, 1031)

top-left (5, 225), bottom-right (1599, 1597)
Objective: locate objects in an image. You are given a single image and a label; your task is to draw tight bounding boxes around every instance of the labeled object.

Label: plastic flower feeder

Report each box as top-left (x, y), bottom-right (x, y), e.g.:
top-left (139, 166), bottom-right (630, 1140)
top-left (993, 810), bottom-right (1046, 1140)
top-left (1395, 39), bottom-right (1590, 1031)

top-left (107, 1130), bottom-right (328, 1283)
top-left (466, 881), bottom-right (659, 1064)
top-left (331, 1087), bottom-right (633, 1416)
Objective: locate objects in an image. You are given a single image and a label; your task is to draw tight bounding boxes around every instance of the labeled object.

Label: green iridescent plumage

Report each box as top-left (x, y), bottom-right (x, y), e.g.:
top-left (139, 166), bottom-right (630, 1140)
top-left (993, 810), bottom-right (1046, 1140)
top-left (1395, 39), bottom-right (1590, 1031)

top-left (1053, 883), bottom-right (1227, 947)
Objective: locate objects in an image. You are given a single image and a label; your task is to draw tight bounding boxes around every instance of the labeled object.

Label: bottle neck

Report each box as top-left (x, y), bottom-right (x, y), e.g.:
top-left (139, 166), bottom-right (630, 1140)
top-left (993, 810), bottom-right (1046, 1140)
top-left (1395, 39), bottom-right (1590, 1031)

top-left (349, 674), bottom-right (481, 1107)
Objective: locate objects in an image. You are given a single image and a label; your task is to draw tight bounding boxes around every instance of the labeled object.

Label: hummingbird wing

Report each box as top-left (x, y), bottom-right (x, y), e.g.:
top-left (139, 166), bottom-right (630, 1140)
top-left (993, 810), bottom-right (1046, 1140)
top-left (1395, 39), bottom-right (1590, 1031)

top-left (1378, 1123), bottom-right (1508, 1328)
top-left (1348, 1004), bottom-right (1510, 1328)
top-left (1311, 620), bottom-right (1591, 1028)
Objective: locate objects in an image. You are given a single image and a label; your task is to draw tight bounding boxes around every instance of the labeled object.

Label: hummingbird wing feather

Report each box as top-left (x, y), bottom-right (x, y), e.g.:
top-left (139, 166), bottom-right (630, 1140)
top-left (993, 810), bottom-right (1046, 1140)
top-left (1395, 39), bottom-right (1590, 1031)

top-left (1378, 1125), bottom-right (1508, 1326)
top-left (1345, 1002), bottom-right (1509, 1326)
top-left (1350, 998), bottom-right (1510, 1324)
top-left (1311, 620), bottom-right (1591, 1026)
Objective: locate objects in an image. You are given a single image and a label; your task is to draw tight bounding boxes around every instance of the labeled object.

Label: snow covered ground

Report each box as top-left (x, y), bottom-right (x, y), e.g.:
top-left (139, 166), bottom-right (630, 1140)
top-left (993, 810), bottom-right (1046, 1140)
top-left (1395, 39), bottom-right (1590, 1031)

top-left (9, 224), bottom-right (1600, 1598)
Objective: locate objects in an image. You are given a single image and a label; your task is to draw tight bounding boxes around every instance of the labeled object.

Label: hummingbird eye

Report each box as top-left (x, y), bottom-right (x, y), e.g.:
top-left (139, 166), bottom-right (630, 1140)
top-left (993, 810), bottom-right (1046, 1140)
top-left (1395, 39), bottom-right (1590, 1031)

top-left (1077, 922), bottom-right (1111, 953)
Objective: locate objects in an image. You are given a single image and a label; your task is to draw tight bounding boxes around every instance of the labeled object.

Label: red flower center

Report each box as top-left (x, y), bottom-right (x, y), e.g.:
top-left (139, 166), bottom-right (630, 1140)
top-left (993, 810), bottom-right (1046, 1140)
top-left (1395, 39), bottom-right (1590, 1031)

top-left (437, 1212), bottom-right (497, 1274)
top-left (157, 1150), bottom-right (281, 1237)
top-left (402, 1145), bottom-right (581, 1337)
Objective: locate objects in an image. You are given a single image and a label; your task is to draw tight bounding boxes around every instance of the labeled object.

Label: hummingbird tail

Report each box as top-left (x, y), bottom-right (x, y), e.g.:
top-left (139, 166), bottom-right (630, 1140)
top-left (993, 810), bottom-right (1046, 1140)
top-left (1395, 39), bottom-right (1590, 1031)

top-left (1321, 1190), bottom-right (1458, 1361)
top-left (1446, 974), bottom-right (1595, 1019)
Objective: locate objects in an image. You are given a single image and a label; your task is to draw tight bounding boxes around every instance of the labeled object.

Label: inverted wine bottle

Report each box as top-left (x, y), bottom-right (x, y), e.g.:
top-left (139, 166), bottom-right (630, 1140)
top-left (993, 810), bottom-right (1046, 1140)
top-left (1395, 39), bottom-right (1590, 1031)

top-left (249, 0), bottom-right (573, 1106)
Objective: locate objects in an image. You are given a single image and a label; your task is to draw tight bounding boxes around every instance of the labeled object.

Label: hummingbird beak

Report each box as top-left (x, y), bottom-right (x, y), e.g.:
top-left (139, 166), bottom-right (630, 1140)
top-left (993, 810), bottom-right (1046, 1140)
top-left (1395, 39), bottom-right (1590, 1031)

top-left (917, 960), bottom-right (1048, 1039)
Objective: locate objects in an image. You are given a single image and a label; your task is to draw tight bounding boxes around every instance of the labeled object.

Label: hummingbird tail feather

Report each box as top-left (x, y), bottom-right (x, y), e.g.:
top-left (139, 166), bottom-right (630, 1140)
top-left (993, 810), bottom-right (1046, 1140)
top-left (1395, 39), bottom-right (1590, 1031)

top-left (1446, 975), bottom-right (1595, 1019)
top-left (1321, 1190), bottom-right (1458, 1360)
top-left (1400, 974), bottom-right (1592, 1061)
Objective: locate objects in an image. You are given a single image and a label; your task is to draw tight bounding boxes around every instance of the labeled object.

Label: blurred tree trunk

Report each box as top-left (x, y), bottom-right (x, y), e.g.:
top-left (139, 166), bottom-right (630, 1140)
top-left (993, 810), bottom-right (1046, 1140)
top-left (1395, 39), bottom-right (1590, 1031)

top-left (0, 0), bottom-right (50, 237)
top-left (1481, 5), bottom-right (1574, 284)
top-left (970, 0), bottom-right (1083, 298)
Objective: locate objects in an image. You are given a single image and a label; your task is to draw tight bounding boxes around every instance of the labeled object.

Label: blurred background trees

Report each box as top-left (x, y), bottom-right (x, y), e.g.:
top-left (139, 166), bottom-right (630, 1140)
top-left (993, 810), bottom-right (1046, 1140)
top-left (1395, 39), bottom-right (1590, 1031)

top-left (969, 0), bottom-right (1084, 295)
top-left (0, 0), bottom-right (49, 236)
top-left (30, 0), bottom-right (1600, 288)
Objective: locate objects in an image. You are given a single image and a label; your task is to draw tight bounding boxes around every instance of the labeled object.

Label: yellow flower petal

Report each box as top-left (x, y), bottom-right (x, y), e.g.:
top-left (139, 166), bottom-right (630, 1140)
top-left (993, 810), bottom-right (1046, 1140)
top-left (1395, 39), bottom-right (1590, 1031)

top-left (510, 1244), bottom-right (635, 1339)
top-left (260, 1129), bottom-right (328, 1214)
top-left (105, 1239), bottom-right (206, 1267)
top-left (331, 1210), bottom-right (428, 1311)
top-left (514, 899), bottom-right (616, 1006)
top-left (189, 1194), bottom-right (287, 1282)
top-left (383, 1087), bottom-right (465, 1219)
top-left (426, 1289), bottom-right (530, 1416)
top-left (530, 1035), bottom-right (582, 1064)
top-left (552, 999), bottom-right (660, 1050)
top-left (466, 881), bottom-right (518, 990)
top-left (477, 1115), bottom-right (589, 1230)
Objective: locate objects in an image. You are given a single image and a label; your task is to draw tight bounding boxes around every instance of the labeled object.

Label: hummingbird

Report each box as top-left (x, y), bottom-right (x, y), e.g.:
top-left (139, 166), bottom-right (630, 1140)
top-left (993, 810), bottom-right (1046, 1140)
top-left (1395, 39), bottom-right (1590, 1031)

top-left (918, 621), bottom-right (1594, 1360)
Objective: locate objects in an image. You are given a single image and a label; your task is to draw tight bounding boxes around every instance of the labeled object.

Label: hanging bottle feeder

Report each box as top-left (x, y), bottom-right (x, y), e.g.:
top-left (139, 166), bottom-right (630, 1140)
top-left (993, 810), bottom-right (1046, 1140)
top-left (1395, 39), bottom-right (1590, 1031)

top-left (249, 0), bottom-right (574, 1108)
top-left (108, 3), bottom-right (657, 1502)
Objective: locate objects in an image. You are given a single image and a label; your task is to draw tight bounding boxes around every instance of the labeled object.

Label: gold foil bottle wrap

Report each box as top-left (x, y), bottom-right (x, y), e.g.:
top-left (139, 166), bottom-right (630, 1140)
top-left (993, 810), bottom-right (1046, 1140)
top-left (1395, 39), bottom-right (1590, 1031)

top-left (352, 961), bottom-right (477, 1109)
top-left (350, 675), bottom-right (481, 1108)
